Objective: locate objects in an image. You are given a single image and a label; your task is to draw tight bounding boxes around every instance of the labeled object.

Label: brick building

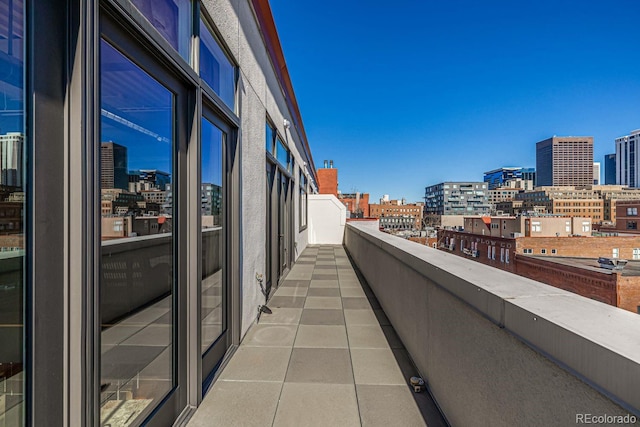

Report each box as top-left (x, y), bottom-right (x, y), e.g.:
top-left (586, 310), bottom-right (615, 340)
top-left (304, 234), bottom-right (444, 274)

top-left (437, 228), bottom-right (640, 313)
top-left (317, 160), bottom-right (338, 196)
top-left (463, 216), bottom-right (591, 238)
top-left (369, 199), bottom-right (423, 230)
top-left (338, 192), bottom-right (370, 217)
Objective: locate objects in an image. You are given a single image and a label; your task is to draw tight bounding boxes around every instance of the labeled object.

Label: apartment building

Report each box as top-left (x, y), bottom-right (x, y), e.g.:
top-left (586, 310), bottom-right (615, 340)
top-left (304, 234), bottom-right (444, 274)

top-left (483, 167), bottom-right (535, 190)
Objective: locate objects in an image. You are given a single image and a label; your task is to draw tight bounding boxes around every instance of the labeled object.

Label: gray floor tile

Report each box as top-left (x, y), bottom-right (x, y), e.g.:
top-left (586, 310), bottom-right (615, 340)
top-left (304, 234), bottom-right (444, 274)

top-left (285, 348), bottom-right (353, 384)
top-left (310, 279), bottom-right (339, 288)
top-left (312, 273), bottom-right (338, 280)
top-left (340, 287), bottom-right (366, 297)
top-left (351, 349), bottom-right (405, 385)
top-left (187, 381), bottom-right (282, 427)
top-left (258, 308), bottom-right (303, 325)
top-left (300, 309), bottom-right (345, 325)
top-left (304, 296), bottom-right (342, 309)
top-left (356, 384), bottom-right (427, 427)
top-left (344, 309), bottom-right (378, 326)
top-left (294, 325), bottom-right (348, 348)
top-left (280, 279), bottom-right (310, 287)
top-left (342, 297), bottom-right (372, 309)
top-left (219, 347), bottom-right (292, 382)
top-left (242, 324), bottom-right (298, 347)
top-left (347, 325), bottom-right (389, 349)
top-left (273, 383), bottom-right (360, 427)
top-left (307, 287), bottom-right (341, 297)
top-left (269, 296), bottom-right (306, 308)
top-left (273, 286), bottom-right (308, 297)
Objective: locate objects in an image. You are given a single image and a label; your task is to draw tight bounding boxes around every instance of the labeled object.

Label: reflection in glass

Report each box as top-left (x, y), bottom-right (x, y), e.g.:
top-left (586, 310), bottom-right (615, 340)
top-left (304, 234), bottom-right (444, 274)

top-left (201, 119), bottom-right (224, 354)
top-left (200, 17), bottom-right (235, 109)
top-left (99, 39), bottom-right (174, 426)
top-left (130, 0), bottom-right (192, 62)
top-left (266, 122), bottom-right (274, 154)
top-left (276, 138), bottom-right (289, 170)
top-left (0, 0), bottom-right (25, 425)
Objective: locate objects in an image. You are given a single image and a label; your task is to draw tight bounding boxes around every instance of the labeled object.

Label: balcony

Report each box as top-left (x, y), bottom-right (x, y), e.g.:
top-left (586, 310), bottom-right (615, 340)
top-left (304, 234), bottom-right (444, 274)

top-left (186, 220), bottom-right (639, 426)
top-left (187, 243), bottom-right (445, 426)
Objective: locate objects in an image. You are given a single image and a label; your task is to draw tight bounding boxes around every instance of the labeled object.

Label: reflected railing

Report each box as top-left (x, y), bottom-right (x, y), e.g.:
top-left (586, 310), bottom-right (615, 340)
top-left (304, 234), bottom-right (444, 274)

top-left (0, 251), bottom-right (24, 426)
top-left (99, 228), bottom-right (221, 426)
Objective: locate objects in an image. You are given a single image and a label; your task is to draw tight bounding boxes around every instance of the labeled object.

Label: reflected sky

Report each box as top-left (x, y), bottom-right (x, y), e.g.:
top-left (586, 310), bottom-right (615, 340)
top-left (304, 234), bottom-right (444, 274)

top-left (100, 40), bottom-right (173, 174)
top-left (201, 118), bottom-right (222, 187)
top-left (0, 0), bottom-right (24, 135)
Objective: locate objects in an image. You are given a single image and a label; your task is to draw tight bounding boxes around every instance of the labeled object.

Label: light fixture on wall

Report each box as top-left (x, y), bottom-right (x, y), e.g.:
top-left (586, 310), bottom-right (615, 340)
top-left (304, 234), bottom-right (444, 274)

top-left (283, 119), bottom-right (291, 129)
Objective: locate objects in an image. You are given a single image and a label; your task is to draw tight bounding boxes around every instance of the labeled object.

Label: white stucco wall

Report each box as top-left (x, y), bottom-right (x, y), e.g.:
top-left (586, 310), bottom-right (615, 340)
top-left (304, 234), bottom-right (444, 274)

top-left (308, 194), bottom-right (346, 244)
top-left (205, 0), bottom-right (315, 338)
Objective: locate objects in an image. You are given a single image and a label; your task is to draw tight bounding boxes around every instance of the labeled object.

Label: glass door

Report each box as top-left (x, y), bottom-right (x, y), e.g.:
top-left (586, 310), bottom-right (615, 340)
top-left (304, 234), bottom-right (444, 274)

top-left (200, 115), bottom-right (231, 382)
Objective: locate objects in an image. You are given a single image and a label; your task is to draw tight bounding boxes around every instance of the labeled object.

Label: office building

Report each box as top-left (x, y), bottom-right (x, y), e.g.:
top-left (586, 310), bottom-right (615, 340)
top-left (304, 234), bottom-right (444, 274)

top-left (615, 129), bottom-right (640, 187)
top-left (0, 133), bottom-right (23, 188)
top-left (100, 141), bottom-right (129, 190)
top-left (604, 153), bottom-right (616, 184)
top-left (536, 136), bottom-right (593, 186)
top-left (593, 162), bottom-right (601, 185)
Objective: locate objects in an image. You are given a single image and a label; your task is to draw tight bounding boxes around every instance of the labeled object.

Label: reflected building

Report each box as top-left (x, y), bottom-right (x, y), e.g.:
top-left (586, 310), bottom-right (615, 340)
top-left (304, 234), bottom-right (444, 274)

top-left (100, 141), bottom-right (128, 190)
top-left (0, 133), bottom-right (23, 188)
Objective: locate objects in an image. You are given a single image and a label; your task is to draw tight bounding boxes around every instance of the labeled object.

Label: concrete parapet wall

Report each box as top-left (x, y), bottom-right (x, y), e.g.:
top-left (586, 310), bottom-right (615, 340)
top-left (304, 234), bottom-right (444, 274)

top-left (345, 222), bottom-right (640, 426)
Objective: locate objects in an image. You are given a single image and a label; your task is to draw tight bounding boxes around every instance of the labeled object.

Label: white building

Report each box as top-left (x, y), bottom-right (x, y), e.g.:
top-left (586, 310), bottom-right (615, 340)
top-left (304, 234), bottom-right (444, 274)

top-left (615, 129), bottom-right (640, 187)
top-left (0, 132), bottom-right (23, 187)
top-left (593, 161), bottom-right (601, 185)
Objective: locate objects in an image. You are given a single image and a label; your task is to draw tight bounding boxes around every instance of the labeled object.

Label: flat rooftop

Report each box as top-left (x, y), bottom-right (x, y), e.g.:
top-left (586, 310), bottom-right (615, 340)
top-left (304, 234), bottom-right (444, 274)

top-left (525, 255), bottom-right (640, 276)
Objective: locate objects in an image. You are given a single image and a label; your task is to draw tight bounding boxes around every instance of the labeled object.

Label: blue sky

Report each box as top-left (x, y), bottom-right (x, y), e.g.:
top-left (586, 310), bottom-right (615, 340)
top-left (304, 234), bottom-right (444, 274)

top-left (270, 0), bottom-right (640, 202)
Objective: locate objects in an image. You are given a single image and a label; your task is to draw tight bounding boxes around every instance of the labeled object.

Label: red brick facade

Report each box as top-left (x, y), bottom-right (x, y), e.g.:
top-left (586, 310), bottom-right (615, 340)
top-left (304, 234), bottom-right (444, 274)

top-left (339, 193), bottom-right (370, 217)
top-left (317, 168), bottom-right (338, 196)
top-left (437, 229), bottom-right (640, 313)
top-left (516, 236), bottom-right (640, 259)
top-left (514, 255), bottom-right (617, 306)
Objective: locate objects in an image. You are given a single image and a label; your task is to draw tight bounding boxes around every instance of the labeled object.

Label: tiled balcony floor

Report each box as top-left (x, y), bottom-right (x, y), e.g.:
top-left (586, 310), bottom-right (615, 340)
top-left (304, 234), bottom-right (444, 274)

top-left (188, 245), bottom-right (446, 427)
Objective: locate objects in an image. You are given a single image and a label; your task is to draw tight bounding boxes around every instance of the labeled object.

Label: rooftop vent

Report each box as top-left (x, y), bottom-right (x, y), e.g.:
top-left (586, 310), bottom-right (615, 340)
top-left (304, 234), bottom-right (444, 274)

top-left (597, 257), bottom-right (627, 270)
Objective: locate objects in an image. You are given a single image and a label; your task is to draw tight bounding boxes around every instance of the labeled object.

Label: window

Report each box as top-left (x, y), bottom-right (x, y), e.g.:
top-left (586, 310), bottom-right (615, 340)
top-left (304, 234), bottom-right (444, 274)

top-left (565, 221), bottom-right (571, 232)
top-left (500, 248), bottom-right (504, 262)
top-left (505, 250), bottom-right (509, 263)
top-left (531, 221), bottom-right (541, 232)
top-left (627, 207), bottom-right (638, 216)
top-left (299, 168), bottom-right (308, 229)
top-left (627, 221), bottom-right (637, 230)
top-left (131, 0), bottom-right (192, 61)
top-left (491, 246), bottom-right (496, 260)
top-left (200, 16), bottom-right (235, 109)
top-left (633, 248), bottom-right (640, 260)
top-left (551, 249), bottom-right (557, 254)
top-left (0, 1), bottom-right (25, 421)
top-left (613, 248), bottom-right (619, 259)
top-left (276, 137), bottom-right (290, 169)
top-left (541, 249), bottom-right (547, 254)
top-left (266, 121), bottom-right (275, 154)
top-left (582, 222), bottom-right (590, 233)
top-left (100, 38), bottom-right (175, 419)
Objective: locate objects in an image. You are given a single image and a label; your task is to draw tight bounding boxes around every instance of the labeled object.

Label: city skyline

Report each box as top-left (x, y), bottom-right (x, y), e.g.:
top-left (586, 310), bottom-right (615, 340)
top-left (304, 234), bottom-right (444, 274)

top-left (270, 0), bottom-right (640, 202)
